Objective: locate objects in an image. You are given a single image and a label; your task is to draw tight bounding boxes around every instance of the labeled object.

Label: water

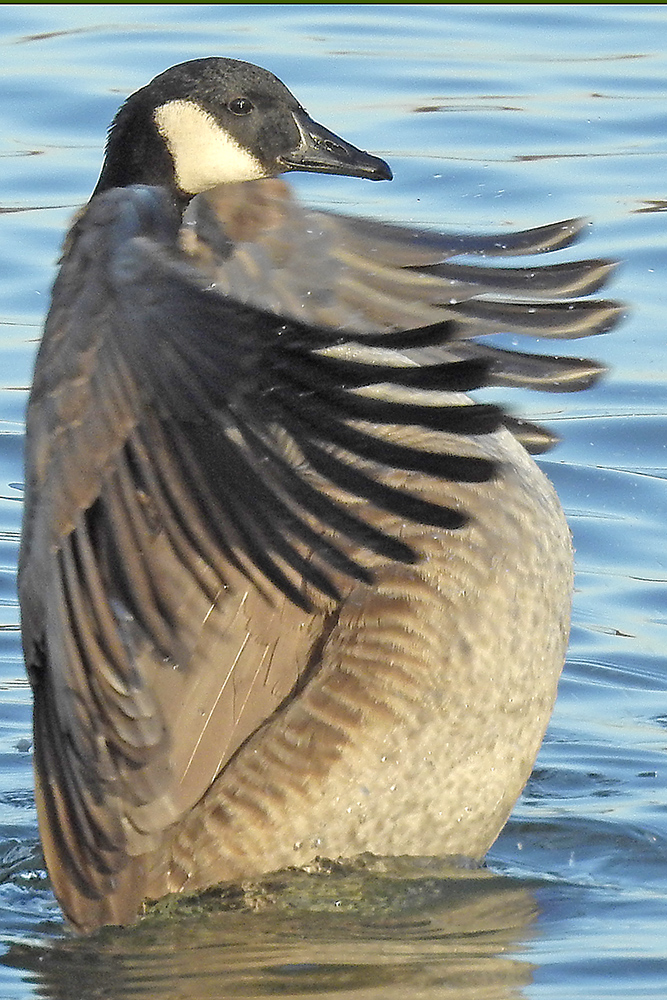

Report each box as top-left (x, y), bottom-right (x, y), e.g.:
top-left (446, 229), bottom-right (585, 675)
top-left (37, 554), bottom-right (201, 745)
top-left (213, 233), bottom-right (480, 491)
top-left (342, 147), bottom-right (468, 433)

top-left (0, 3), bottom-right (666, 997)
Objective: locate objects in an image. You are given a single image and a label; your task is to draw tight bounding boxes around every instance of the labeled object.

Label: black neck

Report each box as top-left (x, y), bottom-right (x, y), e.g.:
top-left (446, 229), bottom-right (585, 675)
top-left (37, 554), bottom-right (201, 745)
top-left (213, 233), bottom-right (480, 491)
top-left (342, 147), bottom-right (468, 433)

top-left (90, 102), bottom-right (190, 215)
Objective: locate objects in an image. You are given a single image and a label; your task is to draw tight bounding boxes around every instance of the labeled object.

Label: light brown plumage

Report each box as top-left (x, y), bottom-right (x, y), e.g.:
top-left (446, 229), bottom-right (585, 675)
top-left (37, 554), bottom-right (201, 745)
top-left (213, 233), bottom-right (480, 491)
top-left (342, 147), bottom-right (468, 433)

top-left (19, 58), bottom-right (621, 932)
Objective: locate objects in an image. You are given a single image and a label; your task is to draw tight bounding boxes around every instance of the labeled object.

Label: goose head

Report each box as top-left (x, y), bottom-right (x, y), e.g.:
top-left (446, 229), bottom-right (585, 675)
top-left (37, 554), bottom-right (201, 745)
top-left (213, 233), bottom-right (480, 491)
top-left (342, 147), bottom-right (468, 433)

top-left (92, 57), bottom-right (392, 209)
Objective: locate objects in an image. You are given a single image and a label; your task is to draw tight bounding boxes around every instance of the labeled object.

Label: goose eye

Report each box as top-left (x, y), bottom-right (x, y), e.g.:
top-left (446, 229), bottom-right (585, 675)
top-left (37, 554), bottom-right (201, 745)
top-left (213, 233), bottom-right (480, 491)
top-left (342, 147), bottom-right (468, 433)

top-left (228, 97), bottom-right (254, 116)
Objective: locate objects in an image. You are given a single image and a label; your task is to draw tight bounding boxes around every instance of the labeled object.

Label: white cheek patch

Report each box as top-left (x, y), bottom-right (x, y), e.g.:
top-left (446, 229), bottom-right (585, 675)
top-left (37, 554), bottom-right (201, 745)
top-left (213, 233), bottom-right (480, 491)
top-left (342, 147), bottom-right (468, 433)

top-left (154, 100), bottom-right (267, 194)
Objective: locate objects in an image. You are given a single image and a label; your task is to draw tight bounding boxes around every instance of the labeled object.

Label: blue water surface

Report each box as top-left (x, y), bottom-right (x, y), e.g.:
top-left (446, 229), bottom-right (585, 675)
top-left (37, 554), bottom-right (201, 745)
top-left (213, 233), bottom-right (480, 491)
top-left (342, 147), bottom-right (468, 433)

top-left (0, 5), bottom-right (666, 998)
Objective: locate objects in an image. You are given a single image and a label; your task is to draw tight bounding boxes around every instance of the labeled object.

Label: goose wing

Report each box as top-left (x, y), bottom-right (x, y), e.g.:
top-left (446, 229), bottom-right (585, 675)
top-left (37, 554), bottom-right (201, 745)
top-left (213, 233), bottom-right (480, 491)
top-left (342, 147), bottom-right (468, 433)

top-left (189, 179), bottom-right (620, 449)
top-left (22, 183), bottom-right (547, 928)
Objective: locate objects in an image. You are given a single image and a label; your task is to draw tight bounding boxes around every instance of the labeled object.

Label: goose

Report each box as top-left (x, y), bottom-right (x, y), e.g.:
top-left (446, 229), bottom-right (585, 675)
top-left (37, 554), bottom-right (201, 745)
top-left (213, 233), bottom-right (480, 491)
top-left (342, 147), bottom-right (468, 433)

top-left (18, 57), bottom-right (621, 933)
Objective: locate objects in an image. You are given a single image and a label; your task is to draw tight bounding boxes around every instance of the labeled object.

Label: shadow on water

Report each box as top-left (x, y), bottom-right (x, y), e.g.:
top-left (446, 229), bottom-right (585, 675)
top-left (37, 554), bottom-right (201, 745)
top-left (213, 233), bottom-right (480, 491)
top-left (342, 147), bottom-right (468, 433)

top-left (1, 860), bottom-right (541, 999)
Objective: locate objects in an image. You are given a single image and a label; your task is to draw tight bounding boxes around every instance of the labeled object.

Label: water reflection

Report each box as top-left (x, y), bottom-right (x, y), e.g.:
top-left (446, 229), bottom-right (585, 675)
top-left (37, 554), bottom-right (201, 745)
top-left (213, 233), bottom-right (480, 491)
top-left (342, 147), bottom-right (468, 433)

top-left (3, 863), bottom-right (539, 999)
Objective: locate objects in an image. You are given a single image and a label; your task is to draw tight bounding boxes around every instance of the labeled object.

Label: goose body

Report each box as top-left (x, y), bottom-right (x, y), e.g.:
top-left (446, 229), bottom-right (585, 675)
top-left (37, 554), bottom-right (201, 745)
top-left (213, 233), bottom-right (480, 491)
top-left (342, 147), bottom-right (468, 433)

top-left (18, 58), bottom-right (621, 932)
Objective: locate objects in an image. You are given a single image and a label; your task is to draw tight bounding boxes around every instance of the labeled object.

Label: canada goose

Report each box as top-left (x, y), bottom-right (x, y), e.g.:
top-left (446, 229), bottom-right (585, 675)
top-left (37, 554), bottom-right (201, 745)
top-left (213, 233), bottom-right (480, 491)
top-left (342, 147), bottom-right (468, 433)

top-left (19, 57), bottom-right (621, 933)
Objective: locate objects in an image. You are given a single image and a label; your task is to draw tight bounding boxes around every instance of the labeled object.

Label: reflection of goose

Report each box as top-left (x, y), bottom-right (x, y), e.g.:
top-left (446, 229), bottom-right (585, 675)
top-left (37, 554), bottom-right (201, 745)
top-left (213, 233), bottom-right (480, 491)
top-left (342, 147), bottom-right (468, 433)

top-left (18, 58), bottom-right (621, 933)
top-left (3, 865), bottom-right (539, 999)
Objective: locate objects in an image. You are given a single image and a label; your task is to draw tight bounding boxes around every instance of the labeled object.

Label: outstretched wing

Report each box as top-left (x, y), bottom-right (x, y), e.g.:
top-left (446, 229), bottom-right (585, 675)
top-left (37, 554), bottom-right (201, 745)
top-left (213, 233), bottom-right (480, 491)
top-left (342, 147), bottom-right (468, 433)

top-left (12, 185), bottom-right (495, 926)
top-left (19, 181), bottom-right (621, 929)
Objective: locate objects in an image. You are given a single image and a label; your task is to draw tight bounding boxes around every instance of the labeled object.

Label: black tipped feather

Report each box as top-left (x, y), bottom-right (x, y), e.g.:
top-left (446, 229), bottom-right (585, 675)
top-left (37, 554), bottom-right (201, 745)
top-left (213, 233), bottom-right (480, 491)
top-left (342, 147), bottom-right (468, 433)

top-left (307, 392), bottom-right (504, 435)
top-left (450, 296), bottom-right (623, 339)
top-left (275, 351), bottom-right (491, 393)
top-left (352, 320), bottom-right (459, 349)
